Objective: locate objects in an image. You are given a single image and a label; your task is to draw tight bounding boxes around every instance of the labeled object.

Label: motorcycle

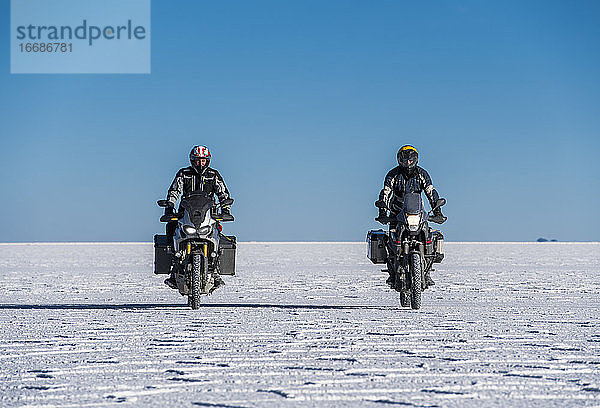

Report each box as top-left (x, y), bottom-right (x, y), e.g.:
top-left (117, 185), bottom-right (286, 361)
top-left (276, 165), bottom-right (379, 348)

top-left (367, 193), bottom-right (446, 309)
top-left (154, 192), bottom-right (236, 309)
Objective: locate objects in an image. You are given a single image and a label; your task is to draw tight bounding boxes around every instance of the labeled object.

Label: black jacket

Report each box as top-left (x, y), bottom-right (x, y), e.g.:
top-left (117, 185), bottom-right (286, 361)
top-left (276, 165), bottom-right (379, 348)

top-left (378, 166), bottom-right (440, 214)
top-left (167, 166), bottom-right (231, 207)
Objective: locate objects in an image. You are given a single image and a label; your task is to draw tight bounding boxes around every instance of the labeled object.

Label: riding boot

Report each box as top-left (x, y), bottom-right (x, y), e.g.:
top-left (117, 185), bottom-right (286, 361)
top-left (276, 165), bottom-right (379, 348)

top-left (210, 274), bottom-right (225, 293)
top-left (164, 273), bottom-right (177, 289)
top-left (424, 270), bottom-right (435, 287)
top-left (386, 271), bottom-right (394, 287)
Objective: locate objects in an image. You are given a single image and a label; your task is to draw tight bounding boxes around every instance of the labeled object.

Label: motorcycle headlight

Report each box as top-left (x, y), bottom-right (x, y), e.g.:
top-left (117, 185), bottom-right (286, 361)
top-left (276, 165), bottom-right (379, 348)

top-left (197, 225), bottom-right (211, 235)
top-left (406, 214), bottom-right (421, 231)
top-left (183, 225), bottom-right (197, 235)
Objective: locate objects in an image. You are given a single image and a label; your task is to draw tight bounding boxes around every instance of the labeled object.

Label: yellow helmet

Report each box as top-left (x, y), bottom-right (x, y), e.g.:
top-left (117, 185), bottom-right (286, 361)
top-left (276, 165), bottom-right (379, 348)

top-left (397, 145), bottom-right (418, 172)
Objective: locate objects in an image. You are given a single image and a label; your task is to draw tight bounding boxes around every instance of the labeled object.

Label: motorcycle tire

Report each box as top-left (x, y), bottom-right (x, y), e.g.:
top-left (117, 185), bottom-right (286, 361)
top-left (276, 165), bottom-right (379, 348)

top-left (189, 253), bottom-right (207, 310)
top-left (410, 253), bottom-right (422, 310)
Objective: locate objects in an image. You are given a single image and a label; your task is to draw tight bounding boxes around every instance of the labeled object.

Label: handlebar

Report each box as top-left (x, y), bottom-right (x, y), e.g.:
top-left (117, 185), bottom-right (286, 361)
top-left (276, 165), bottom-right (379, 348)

top-left (157, 198), bottom-right (234, 208)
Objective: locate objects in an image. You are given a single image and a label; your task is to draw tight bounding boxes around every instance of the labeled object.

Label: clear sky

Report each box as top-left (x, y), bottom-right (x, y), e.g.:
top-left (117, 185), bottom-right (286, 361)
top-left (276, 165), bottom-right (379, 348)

top-left (1, 1), bottom-right (599, 242)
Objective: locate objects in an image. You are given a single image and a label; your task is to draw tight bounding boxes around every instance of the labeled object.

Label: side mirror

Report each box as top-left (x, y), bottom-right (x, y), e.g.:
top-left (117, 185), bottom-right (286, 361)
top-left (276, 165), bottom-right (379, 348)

top-left (220, 198), bottom-right (234, 207)
top-left (157, 199), bottom-right (169, 208)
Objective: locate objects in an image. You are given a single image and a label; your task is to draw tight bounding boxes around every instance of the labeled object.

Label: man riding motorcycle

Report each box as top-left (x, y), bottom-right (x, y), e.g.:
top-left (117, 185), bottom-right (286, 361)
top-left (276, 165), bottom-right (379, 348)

top-left (375, 145), bottom-right (446, 287)
top-left (163, 145), bottom-right (234, 289)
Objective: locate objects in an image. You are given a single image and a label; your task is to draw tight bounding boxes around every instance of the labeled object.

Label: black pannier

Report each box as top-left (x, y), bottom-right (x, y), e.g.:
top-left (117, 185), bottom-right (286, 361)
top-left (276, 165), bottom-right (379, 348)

top-left (218, 234), bottom-right (237, 275)
top-left (367, 229), bottom-right (388, 264)
top-left (153, 234), bottom-right (172, 274)
top-left (431, 230), bottom-right (444, 263)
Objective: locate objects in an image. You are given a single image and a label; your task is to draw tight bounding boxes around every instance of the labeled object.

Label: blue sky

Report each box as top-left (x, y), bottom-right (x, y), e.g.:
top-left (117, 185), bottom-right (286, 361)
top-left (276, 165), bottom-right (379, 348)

top-left (1, 0), bottom-right (599, 241)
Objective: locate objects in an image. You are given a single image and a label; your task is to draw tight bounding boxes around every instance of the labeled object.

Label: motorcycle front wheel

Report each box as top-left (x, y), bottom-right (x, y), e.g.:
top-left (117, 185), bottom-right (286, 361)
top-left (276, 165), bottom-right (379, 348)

top-left (410, 253), bottom-right (422, 310)
top-left (189, 253), bottom-right (207, 310)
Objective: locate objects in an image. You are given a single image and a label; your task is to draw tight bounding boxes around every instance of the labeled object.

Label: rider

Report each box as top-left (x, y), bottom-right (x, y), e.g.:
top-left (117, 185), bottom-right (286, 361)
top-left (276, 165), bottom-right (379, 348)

top-left (163, 145), bottom-right (234, 289)
top-left (375, 145), bottom-right (446, 287)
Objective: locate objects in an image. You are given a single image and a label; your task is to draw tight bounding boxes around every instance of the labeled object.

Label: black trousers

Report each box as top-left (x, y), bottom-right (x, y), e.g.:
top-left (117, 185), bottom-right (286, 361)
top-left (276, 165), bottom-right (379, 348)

top-left (166, 221), bottom-right (177, 247)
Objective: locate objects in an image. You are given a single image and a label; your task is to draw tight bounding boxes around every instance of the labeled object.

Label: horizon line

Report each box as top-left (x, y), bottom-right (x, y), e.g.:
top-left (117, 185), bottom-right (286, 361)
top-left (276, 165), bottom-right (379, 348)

top-left (0, 241), bottom-right (598, 245)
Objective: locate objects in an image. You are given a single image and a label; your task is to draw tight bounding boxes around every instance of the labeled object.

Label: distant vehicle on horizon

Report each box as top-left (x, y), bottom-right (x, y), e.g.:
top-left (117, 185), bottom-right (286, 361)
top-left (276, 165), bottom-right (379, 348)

top-left (537, 237), bottom-right (558, 242)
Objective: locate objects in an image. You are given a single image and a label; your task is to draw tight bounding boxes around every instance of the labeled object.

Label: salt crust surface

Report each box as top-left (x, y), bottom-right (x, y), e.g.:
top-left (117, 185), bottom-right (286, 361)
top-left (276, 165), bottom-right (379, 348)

top-left (0, 242), bottom-right (599, 407)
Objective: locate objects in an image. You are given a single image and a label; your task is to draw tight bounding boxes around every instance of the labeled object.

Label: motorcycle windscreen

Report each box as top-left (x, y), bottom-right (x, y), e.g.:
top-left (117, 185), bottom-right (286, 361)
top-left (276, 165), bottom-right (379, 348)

top-left (180, 192), bottom-right (215, 227)
top-left (403, 193), bottom-right (423, 215)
